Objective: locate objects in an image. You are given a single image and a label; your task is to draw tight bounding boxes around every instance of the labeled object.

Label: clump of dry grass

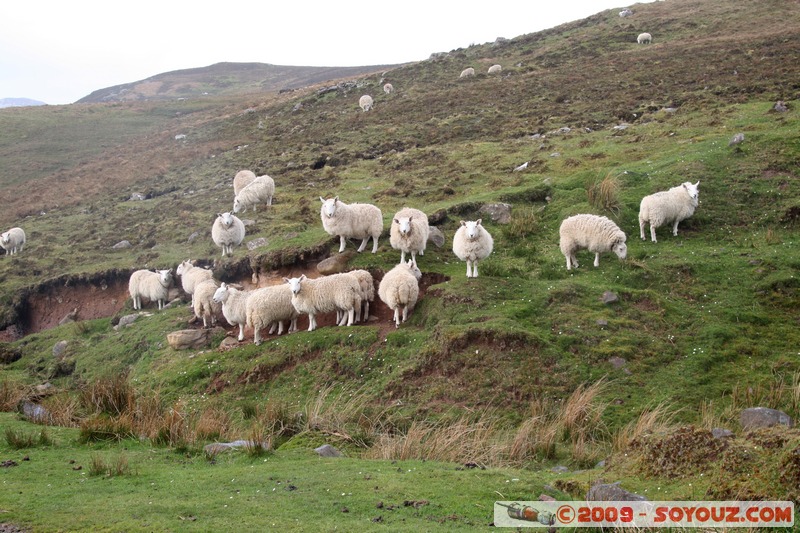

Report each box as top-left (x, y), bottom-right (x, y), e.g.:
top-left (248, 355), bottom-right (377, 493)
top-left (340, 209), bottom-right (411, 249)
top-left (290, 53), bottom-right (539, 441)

top-left (5, 427), bottom-right (54, 448)
top-left (0, 380), bottom-right (27, 411)
top-left (587, 172), bottom-right (621, 214)
top-left (612, 401), bottom-right (679, 453)
top-left (89, 453), bottom-right (132, 477)
top-left (80, 372), bottom-right (136, 416)
top-left (194, 406), bottom-right (233, 442)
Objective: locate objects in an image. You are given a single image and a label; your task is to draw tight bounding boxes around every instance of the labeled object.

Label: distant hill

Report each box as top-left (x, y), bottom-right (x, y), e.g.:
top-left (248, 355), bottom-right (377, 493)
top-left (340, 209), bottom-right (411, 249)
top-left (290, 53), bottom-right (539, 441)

top-left (0, 97), bottom-right (46, 108)
top-left (76, 61), bottom-right (403, 103)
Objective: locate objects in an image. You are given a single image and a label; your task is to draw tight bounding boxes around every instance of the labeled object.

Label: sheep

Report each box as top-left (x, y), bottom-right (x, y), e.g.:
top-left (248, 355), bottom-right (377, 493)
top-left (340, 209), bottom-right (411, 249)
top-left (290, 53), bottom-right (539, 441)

top-left (638, 181), bottom-right (700, 242)
top-left (233, 170), bottom-right (256, 195)
top-left (487, 64), bottom-right (502, 75)
top-left (284, 274), bottom-right (362, 331)
top-left (319, 196), bottom-right (383, 254)
top-left (359, 95), bottom-right (374, 112)
top-left (176, 260), bottom-right (213, 307)
top-left (378, 260), bottom-right (422, 328)
top-left (559, 214), bottom-right (627, 270)
top-left (348, 269), bottom-right (375, 322)
top-left (390, 207), bottom-right (429, 265)
top-left (383, 83), bottom-right (394, 94)
top-left (193, 278), bottom-right (221, 328)
top-left (452, 219), bottom-right (494, 278)
top-left (0, 227), bottom-right (26, 255)
top-left (211, 212), bottom-right (245, 256)
top-left (459, 67), bottom-right (475, 79)
top-left (619, 8), bottom-right (633, 17)
top-left (212, 282), bottom-right (252, 341)
top-left (128, 268), bottom-right (173, 310)
top-left (233, 174), bottom-right (275, 213)
top-left (245, 284), bottom-right (298, 344)
top-left (637, 32), bottom-right (652, 44)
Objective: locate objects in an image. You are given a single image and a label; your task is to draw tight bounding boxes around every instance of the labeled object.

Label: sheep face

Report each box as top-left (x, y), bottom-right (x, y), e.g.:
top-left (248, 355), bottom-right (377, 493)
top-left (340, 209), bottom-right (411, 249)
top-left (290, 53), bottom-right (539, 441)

top-left (233, 198), bottom-right (244, 214)
top-left (176, 260), bottom-right (193, 277)
top-left (0, 233), bottom-right (8, 245)
top-left (212, 283), bottom-right (229, 304)
top-left (612, 241), bottom-right (628, 260)
top-left (320, 197), bottom-right (339, 218)
top-left (461, 219), bottom-right (482, 239)
top-left (682, 181), bottom-right (700, 204)
top-left (217, 212), bottom-right (235, 228)
top-left (285, 275), bottom-right (306, 295)
top-left (394, 216), bottom-right (414, 236)
top-left (403, 259), bottom-right (422, 280)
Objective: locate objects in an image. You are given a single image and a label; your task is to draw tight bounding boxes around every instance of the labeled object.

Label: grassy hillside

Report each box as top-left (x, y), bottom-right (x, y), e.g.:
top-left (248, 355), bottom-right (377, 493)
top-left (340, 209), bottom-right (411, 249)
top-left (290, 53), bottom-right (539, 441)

top-left (1, 0), bottom-right (800, 529)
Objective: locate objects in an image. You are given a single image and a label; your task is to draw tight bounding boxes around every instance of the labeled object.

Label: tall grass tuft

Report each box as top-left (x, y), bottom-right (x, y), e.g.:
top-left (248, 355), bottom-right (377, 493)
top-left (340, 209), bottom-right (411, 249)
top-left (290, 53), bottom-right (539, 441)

top-left (153, 401), bottom-right (190, 449)
top-left (194, 406), bottom-right (232, 442)
top-left (0, 380), bottom-right (26, 412)
top-left (612, 402), bottom-right (678, 453)
top-left (80, 372), bottom-right (136, 416)
top-left (587, 172), bottom-right (621, 215)
top-left (89, 453), bottom-right (132, 477)
top-left (5, 427), bottom-right (54, 448)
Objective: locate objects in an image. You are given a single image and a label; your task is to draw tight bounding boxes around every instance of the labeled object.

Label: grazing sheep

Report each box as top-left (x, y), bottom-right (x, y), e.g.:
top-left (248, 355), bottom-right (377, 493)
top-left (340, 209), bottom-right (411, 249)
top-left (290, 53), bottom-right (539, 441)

top-left (212, 212), bottom-right (246, 256)
top-left (487, 64), bottom-right (502, 75)
top-left (559, 214), bottom-right (627, 270)
top-left (284, 274), bottom-right (362, 331)
top-left (459, 67), bottom-right (475, 79)
top-left (619, 8), bottom-right (633, 17)
top-left (378, 260), bottom-right (422, 328)
top-left (176, 260), bottom-right (213, 306)
top-left (348, 269), bottom-right (375, 322)
top-left (452, 219), bottom-right (494, 278)
top-left (383, 83), bottom-right (394, 94)
top-left (193, 278), bottom-right (221, 328)
top-left (319, 196), bottom-right (383, 254)
top-left (638, 181), bottom-right (700, 242)
top-left (637, 32), bottom-right (652, 44)
top-left (0, 227), bottom-right (26, 255)
top-left (212, 282), bottom-right (252, 341)
top-left (246, 284), bottom-right (298, 344)
top-left (390, 207), bottom-right (429, 265)
top-left (233, 174), bottom-right (275, 213)
top-left (359, 95), bottom-right (374, 112)
top-left (128, 269), bottom-right (173, 310)
top-left (233, 170), bottom-right (256, 195)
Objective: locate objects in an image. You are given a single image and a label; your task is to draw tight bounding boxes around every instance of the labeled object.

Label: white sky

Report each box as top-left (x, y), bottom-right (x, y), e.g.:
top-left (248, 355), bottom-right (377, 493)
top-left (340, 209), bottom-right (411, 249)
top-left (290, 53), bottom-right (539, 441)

top-left (1, 1), bottom-right (651, 105)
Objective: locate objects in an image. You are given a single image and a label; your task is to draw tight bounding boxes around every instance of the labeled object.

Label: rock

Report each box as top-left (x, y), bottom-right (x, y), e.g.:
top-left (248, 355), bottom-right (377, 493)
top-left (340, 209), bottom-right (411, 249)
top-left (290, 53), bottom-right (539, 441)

top-left (114, 314), bottom-right (140, 330)
top-left (596, 319), bottom-right (608, 327)
top-left (479, 203), bottom-right (512, 224)
top-left (112, 240), bottom-right (132, 249)
top-left (601, 291), bottom-right (619, 304)
top-left (595, 460), bottom-right (606, 468)
top-left (774, 100), bottom-right (788, 113)
top-left (538, 494), bottom-right (556, 502)
top-left (58, 308), bottom-right (79, 325)
top-left (729, 133), bottom-right (745, 146)
top-left (317, 251), bottom-right (356, 275)
top-left (167, 329), bottom-right (213, 350)
top-left (740, 407), bottom-right (793, 430)
top-left (19, 401), bottom-right (50, 423)
top-left (711, 428), bottom-right (734, 439)
top-left (129, 193), bottom-right (146, 201)
top-left (187, 231), bottom-right (201, 243)
top-left (204, 439), bottom-right (270, 455)
top-left (551, 465), bottom-right (569, 473)
top-left (34, 383), bottom-right (56, 397)
top-left (608, 356), bottom-right (626, 369)
top-left (247, 237), bottom-right (268, 251)
top-left (219, 337), bottom-right (240, 350)
top-left (427, 226), bottom-right (445, 248)
top-left (52, 340), bottom-right (69, 358)
top-left (587, 482), bottom-right (648, 502)
top-left (0, 343), bottom-right (22, 364)
top-left (314, 444), bottom-right (343, 458)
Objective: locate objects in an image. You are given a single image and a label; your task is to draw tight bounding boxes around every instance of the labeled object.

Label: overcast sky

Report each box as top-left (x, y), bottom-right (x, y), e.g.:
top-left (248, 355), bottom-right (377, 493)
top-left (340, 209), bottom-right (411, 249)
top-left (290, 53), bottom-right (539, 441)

top-left (1, 1), bottom-right (651, 105)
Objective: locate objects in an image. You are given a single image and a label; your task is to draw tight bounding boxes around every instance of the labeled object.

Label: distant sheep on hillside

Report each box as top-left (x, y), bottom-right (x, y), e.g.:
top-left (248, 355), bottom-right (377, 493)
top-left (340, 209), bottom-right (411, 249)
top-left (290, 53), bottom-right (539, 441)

top-left (233, 174), bottom-right (274, 213)
top-left (383, 83), bottom-right (394, 94)
top-left (233, 170), bottom-right (256, 195)
top-left (320, 196), bottom-right (383, 254)
top-left (211, 212), bottom-right (245, 257)
top-left (559, 214), bottom-right (627, 270)
top-left (460, 67), bottom-right (475, 79)
top-left (637, 32), bottom-right (652, 44)
top-left (0, 227), bottom-right (26, 256)
top-left (487, 64), bottom-right (502, 75)
top-left (638, 181), bottom-right (700, 242)
top-left (359, 95), bottom-right (374, 112)
top-left (129, 269), bottom-right (173, 310)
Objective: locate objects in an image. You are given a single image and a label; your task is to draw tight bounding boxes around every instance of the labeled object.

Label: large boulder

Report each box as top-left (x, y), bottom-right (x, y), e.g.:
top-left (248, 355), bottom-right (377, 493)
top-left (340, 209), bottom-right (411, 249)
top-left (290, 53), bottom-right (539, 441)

top-left (479, 203), bottom-right (512, 224)
top-left (740, 407), bottom-right (793, 430)
top-left (167, 328), bottom-right (222, 350)
top-left (587, 482), bottom-right (648, 502)
top-left (427, 226), bottom-right (445, 248)
top-left (317, 251), bottom-right (356, 275)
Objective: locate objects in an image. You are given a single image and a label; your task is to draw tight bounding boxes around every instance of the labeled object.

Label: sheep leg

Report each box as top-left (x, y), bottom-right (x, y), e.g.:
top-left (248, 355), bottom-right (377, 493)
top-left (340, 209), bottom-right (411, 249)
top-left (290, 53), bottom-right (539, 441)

top-left (348, 308), bottom-right (355, 326)
top-left (639, 217), bottom-right (646, 240)
top-left (466, 260), bottom-right (473, 278)
top-left (402, 305), bottom-right (409, 323)
top-left (254, 328), bottom-right (261, 345)
top-left (400, 250), bottom-right (406, 264)
top-left (354, 305), bottom-right (361, 323)
top-left (565, 255), bottom-right (571, 270)
top-left (289, 318), bottom-right (298, 332)
top-left (237, 324), bottom-right (245, 341)
top-left (268, 323), bottom-right (277, 335)
top-left (277, 321), bottom-right (285, 335)
top-left (370, 236), bottom-right (379, 253)
top-left (594, 253), bottom-right (600, 267)
top-left (473, 261), bottom-right (479, 278)
top-left (364, 301), bottom-right (369, 321)
top-left (357, 237), bottom-right (369, 252)
top-left (672, 220), bottom-right (680, 236)
top-left (308, 314), bottom-right (317, 331)
top-left (650, 225), bottom-right (657, 243)
top-left (339, 235), bottom-right (347, 253)
top-left (393, 308), bottom-right (401, 328)
top-left (337, 311), bottom-right (348, 326)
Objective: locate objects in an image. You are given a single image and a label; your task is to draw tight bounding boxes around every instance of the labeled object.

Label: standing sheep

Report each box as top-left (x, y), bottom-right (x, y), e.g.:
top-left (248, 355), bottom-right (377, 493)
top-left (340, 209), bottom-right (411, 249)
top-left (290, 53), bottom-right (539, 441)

top-left (452, 219), bottom-right (494, 278)
top-left (284, 274), bottom-right (362, 332)
top-left (383, 83), bottom-right (394, 94)
top-left (390, 207), bottom-right (429, 265)
top-left (193, 278), bottom-right (221, 328)
top-left (233, 170), bottom-right (256, 195)
top-left (128, 268), bottom-right (173, 310)
top-left (359, 95), bottom-right (374, 112)
top-left (246, 284), bottom-right (298, 344)
top-left (348, 269), bottom-right (375, 323)
top-left (212, 282), bottom-right (252, 341)
top-left (212, 212), bottom-right (246, 257)
top-left (637, 32), bottom-right (652, 44)
top-left (176, 260), bottom-right (213, 307)
top-left (459, 67), bottom-right (475, 79)
top-left (378, 260), bottom-right (423, 328)
top-left (319, 196), bottom-right (383, 254)
top-left (487, 64), bottom-right (502, 75)
top-left (638, 181), bottom-right (700, 242)
top-left (0, 227), bottom-right (26, 255)
top-left (233, 174), bottom-right (275, 213)
top-left (559, 214), bottom-right (627, 270)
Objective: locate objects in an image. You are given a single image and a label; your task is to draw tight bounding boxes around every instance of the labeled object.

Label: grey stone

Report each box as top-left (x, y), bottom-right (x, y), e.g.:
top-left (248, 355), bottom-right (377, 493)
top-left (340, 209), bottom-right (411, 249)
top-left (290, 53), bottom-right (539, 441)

top-left (129, 193), bottom-right (146, 201)
top-left (247, 237), bottom-right (268, 251)
top-left (112, 240), bottom-right (132, 249)
top-left (550, 465), bottom-right (569, 473)
top-left (478, 203), bottom-right (512, 224)
top-left (204, 439), bottom-right (270, 455)
top-left (19, 401), bottom-right (50, 423)
top-left (587, 482), bottom-right (648, 502)
top-left (427, 226), bottom-right (445, 248)
top-left (729, 133), bottom-right (745, 146)
top-left (596, 319), bottom-right (608, 327)
top-left (608, 357), bottom-right (626, 369)
top-left (601, 291), bottom-right (619, 304)
top-left (115, 314), bottom-right (140, 329)
top-left (52, 340), bottom-right (68, 358)
top-left (167, 329), bottom-right (213, 350)
top-left (711, 428), bottom-right (734, 439)
top-left (740, 407), bottom-right (793, 430)
top-left (58, 308), bottom-right (78, 325)
top-left (315, 444), bottom-right (343, 458)
top-left (187, 231), bottom-right (201, 243)
top-left (219, 336), bottom-right (240, 350)
top-left (317, 251), bottom-right (355, 275)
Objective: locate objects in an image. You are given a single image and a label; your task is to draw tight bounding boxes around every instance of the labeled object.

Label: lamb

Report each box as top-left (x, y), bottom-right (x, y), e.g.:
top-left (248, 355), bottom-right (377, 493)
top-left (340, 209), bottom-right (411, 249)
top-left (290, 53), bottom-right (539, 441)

top-left (359, 95), bottom-right (374, 112)
top-left (233, 170), bottom-right (256, 195)
top-left (212, 212), bottom-right (246, 256)
top-left (212, 282), bottom-right (252, 341)
top-left (378, 260), bottom-right (423, 328)
top-left (319, 196), bottom-right (383, 254)
top-left (559, 214), bottom-right (627, 270)
top-left (176, 260), bottom-right (213, 306)
top-left (0, 227), bottom-right (26, 255)
top-left (348, 269), bottom-right (375, 322)
top-left (193, 278), bottom-right (221, 328)
top-left (233, 174), bottom-right (275, 213)
top-left (487, 64), bottom-right (502, 75)
top-left (638, 181), bottom-right (700, 242)
top-left (390, 207), bottom-right (428, 264)
top-left (459, 67), bottom-right (475, 79)
top-left (128, 268), bottom-right (173, 310)
top-left (637, 32), bottom-right (652, 44)
top-left (383, 83), bottom-right (394, 94)
top-left (284, 274), bottom-right (362, 332)
top-left (452, 219), bottom-right (494, 278)
top-left (245, 284), bottom-right (298, 344)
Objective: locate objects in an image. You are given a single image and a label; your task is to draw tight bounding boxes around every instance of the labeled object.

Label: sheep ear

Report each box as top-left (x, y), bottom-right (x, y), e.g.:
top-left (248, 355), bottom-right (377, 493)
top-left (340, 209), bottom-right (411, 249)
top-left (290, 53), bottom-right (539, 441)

top-left (695, 180), bottom-right (700, 187)
top-left (460, 220), bottom-right (466, 226)
top-left (334, 196), bottom-right (339, 203)
top-left (393, 218), bottom-right (399, 224)
top-left (299, 274), bottom-right (307, 281)
top-left (282, 277), bottom-right (290, 283)
top-left (319, 197), bottom-right (325, 203)
top-left (476, 219), bottom-right (482, 226)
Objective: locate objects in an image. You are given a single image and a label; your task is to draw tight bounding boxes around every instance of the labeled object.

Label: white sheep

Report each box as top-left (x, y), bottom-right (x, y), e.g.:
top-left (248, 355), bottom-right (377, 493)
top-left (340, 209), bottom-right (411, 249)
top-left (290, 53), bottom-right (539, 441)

top-left (359, 95), bottom-right (374, 112)
top-left (128, 268), bottom-right (173, 310)
top-left (383, 83), bottom-right (394, 94)
top-left (193, 278), bottom-right (221, 328)
top-left (0, 227), bottom-right (26, 255)
top-left (284, 274), bottom-right (362, 332)
top-left (378, 260), bottom-right (422, 328)
top-left (348, 269), bottom-right (375, 323)
top-left (638, 181), bottom-right (700, 242)
top-left (487, 64), bottom-right (502, 75)
top-left (559, 214), bottom-right (627, 270)
top-left (233, 174), bottom-right (275, 213)
top-left (319, 196), bottom-right (383, 254)
top-left (233, 170), bottom-right (256, 195)
top-left (459, 67), bottom-right (475, 79)
top-left (212, 282), bottom-right (252, 341)
top-left (176, 260), bottom-right (213, 307)
top-left (246, 284), bottom-right (298, 344)
top-left (637, 32), bottom-right (652, 44)
top-left (452, 219), bottom-right (494, 278)
top-left (212, 212), bottom-right (246, 256)
top-left (390, 207), bottom-right (429, 265)
top-left (619, 8), bottom-right (633, 17)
